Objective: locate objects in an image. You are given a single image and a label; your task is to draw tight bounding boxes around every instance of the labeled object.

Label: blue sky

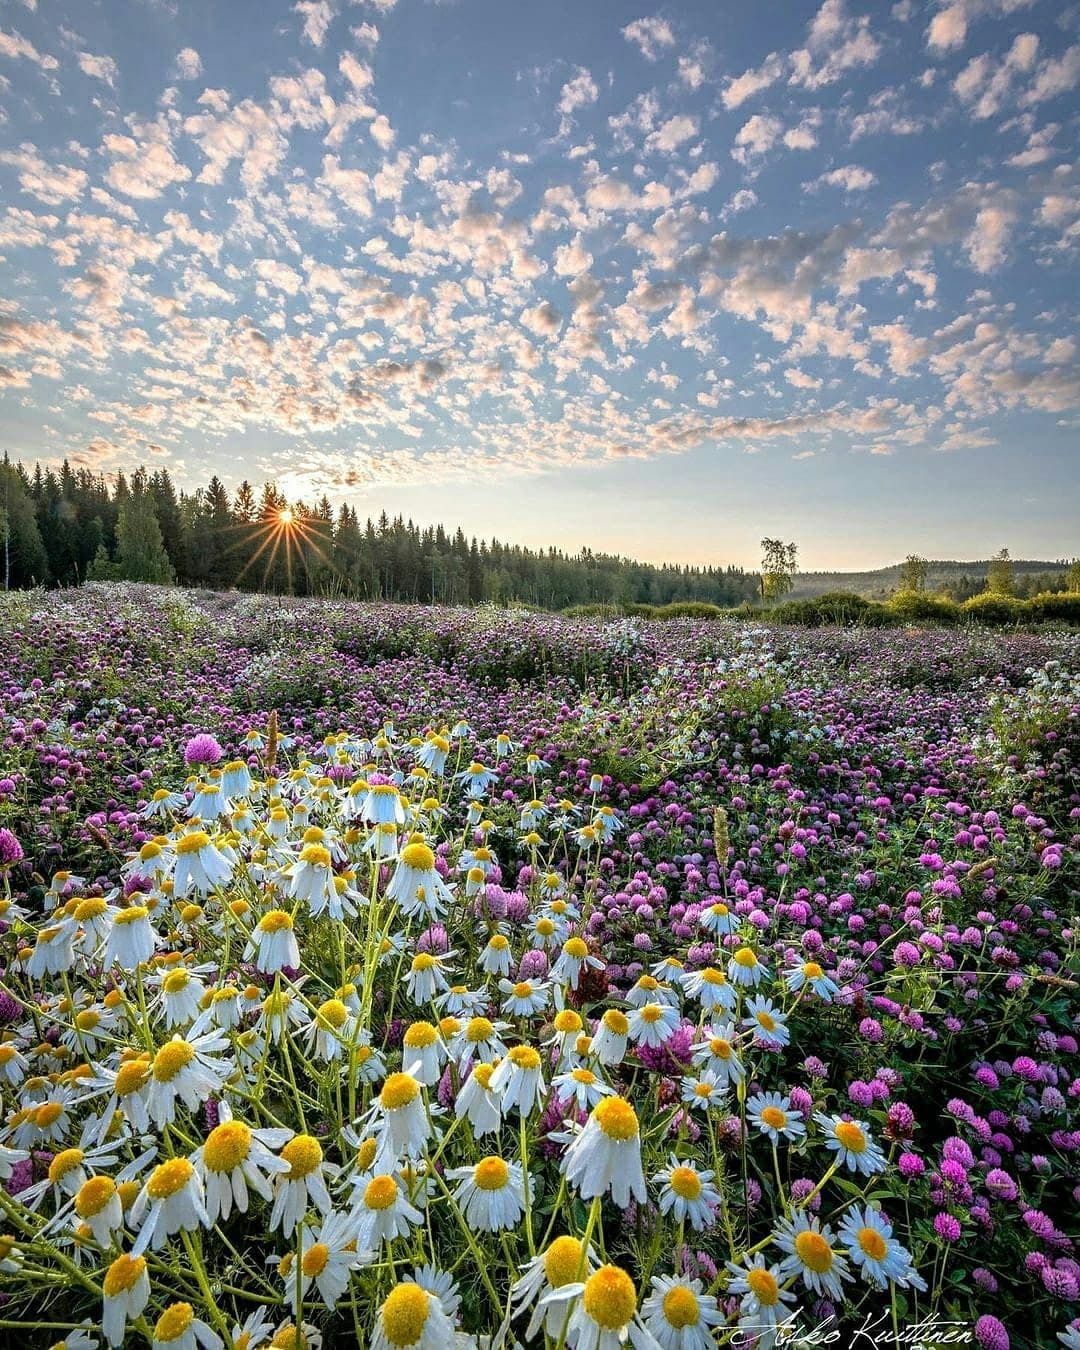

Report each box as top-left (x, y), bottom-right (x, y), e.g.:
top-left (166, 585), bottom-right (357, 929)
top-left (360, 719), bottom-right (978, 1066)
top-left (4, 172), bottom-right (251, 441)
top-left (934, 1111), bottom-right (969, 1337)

top-left (0, 0), bottom-right (1077, 568)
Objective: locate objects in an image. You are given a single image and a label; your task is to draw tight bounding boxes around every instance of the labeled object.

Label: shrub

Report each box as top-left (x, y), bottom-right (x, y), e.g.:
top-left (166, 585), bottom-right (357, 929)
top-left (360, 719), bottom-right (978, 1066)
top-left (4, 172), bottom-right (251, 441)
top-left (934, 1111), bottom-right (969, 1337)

top-left (1024, 591), bottom-right (1080, 624)
top-left (961, 592), bottom-right (1027, 626)
top-left (886, 589), bottom-right (960, 625)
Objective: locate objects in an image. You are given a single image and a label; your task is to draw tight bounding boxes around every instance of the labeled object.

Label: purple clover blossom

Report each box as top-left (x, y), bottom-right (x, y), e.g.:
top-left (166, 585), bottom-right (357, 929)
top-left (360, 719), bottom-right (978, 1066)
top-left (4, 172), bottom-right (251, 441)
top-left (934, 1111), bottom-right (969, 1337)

top-left (0, 829), bottom-right (23, 868)
top-left (183, 733), bottom-right (224, 766)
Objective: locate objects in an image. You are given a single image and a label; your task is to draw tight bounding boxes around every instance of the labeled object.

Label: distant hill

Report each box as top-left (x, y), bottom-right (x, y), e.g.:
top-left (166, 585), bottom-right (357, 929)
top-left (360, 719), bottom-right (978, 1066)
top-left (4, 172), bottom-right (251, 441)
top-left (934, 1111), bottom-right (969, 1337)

top-left (790, 560), bottom-right (1071, 601)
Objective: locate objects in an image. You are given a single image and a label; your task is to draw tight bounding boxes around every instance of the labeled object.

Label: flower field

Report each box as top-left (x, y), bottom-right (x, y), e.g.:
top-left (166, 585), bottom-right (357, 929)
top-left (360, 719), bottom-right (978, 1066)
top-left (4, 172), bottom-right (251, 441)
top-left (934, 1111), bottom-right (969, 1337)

top-left (0, 583), bottom-right (1076, 1350)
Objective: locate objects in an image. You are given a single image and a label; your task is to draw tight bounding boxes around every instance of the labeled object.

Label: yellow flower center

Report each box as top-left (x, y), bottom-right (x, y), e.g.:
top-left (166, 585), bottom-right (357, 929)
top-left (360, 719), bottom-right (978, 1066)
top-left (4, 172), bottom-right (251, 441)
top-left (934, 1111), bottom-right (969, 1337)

top-left (270, 1329), bottom-right (309, 1350)
top-left (535, 917), bottom-right (555, 936)
top-left (663, 1285), bottom-right (701, 1328)
top-left (761, 1106), bottom-right (787, 1130)
top-left (381, 1283), bottom-right (431, 1346)
top-left (835, 1121), bottom-right (867, 1153)
top-left (75, 1175), bottom-right (116, 1218)
top-left (152, 1040), bottom-right (195, 1082)
top-left (554, 1010), bottom-right (583, 1033)
top-left (543, 1235), bottom-right (583, 1287)
top-left (74, 898), bottom-right (107, 921)
top-left (113, 905), bottom-right (149, 926)
top-left (701, 968), bottom-right (725, 985)
top-left (795, 1230), bottom-right (834, 1273)
top-left (583, 1265), bottom-right (637, 1330)
top-left (302, 1243), bottom-right (330, 1278)
top-left (563, 938), bottom-right (588, 959)
top-left (640, 1004), bottom-right (663, 1024)
top-left (571, 1068), bottom-right (596, 1085)
top-left (593, 1097), bottom-right (639, 1141)
top-left (472, 1063), bottom-right (496, 1090)
top-left (466, 1017), bottom-right (495, 1043)
top-left (411, 953), bottom-right (436, 972)
top-left (258, 910), bottom-right (293, 934)
top-left (155, 1303), bottom-right (194, 1344)
top-left (380, 1073), bottom-right (420, 1111)
top-left (280, 1134), bottom-right (323, 1179)
top-left (508, 1045), bottom-right (541, 1070)
top-left (488, 934), bottom-right (509, 951)
top-left (116, 1059), bottom-right (150, 1095)
top-left (709, 1038), bottom-right (732, 1059)
top-left (204, 1120), bottom-right (252, 1172)
top-left (364, 1175), bottom-right (399, 1211)
top-left (802, 962), bottom-right (824, 979)
top-left (755, 1010), bottom-right (777, 1032)
top-left (103, 1252), bottom-right (146, 1297)
top-left (669, 1166), bottom-right (702, 1201)
top-left (602, 1009), bottom-right (629, 1036)
top-left (403, 1021), bottom-right (438, 1049)
top-left (858, 1227), bottom-right (888, 1261)
top-left (473, 1156), bottom-right (509, 1191)
top-left (400, 842), bottom-right (435, 871)
top-left (175, 832), bottom-right (211, 856)
top-left (35, 1102), bottom-right (64, 1128)
top-left (746, 1267), bottom-right (779, 1305)
top-left (356, 1138), bottom-right (378, 1172)
top-left (147, 1157), bottom-right (194, 1199)
top-left (467, 867), bottom-right (485, 885)
top-left (317, 999), bottom-right (349, 1031)
top-left (733, 948), bottom-right (758, 968)
top-left (162, 969), bottom-right (191, 995)
top-left (47, 1148), bottom-right (84, 1184)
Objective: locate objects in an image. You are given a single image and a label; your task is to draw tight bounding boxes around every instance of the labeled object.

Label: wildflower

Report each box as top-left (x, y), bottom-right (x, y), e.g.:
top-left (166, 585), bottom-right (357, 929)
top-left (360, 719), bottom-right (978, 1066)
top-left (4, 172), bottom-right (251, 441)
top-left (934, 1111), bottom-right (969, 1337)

top-left (27, 919), bottom-right (77, 980)
top-left (103, 1252), bottom-right (151, 1347)
top-left (700, 900), bottom-right (737, 936)
top-left (592, 1009), bottom-right (630, 1066)
top-left (553, 1066), bottom-right (613, 1112)
top-left (747, 1093), bottom-right (807, 1144)
top-left (681, 966), bottom-right (737, 1013)
top-left (489, 1044), bottom-right (546, 1116)
top-left (540, 1263), bottom-right (656, 1350)
top-left (151, 1301), bottom-right (223, 1350)
top-left (130, 1158), bottom-right (209, 1254)
top-left (499, 977), bottom-right (550, 1018)
top-left (725, 1255), bottom-right (796, 1339)
top-left (680, 1072), bottom-right (729, 1114)
top-left (192, 1106), bottom-right (292, 1224)
top-left (72, 1174), bottom-right (125, 1245)
top-left (742, 996), bottom-right (790, 1050)
top-left (387, 842), bottom-right (455, 921)
top-left (456, 1062), bottom-right (503, 1136)
top-left (352, 1172), bottom-right (424, 1249)
top-left (551, 936), bottom-right (604, 990)
top-left (454, 761), bottom-right (498, 798)
top-left (364, 1073), bottom-right (432, 1169)
top-left (172, 831), bottom-right (233, 898)
top-left (727, 946), bottom-right (767, 988)
top-left (774, 1212), bottom-right (852, 1299)
top-left (479, 933), bottom-right (513, 978)
top-left (372, 1272), bottom-right (457, 1349)
top-left (512, 1236), bottom-right (598, 1341)
top-left (289, 844), bottom-right (336, 912)
top-left (785, 960), bottom-right (840, 1001)
top-left (453, 1015), bottom-right (509, 1068)
top-left (401, 1021), bottom-right (446, 1086)
top-left (628, 1001), bottom-right (681, 1048)
top-left (690, 1024), bottom-right (745, 1088)
top-left (641, 1274), bottom-right (724, 1349)
top-left (837, 1205), bottom-right (927, 1290)
top-left (405, 951), bottom-right (456, 1005)
top-left (270, 1134), bottom-right (334, 1236)
top-left (306, 998), bottom-right (357, 1063)
top-left (653, 1157), bottom-right (721, 1231)
top-left (148, 1033), bottom-right (230, 1128)
top-left (561, 1097), bottom-right (647, 1208)
top-left (448, 1155), bottom-right (530, 1233)
top-left (294, 1211), bottom-right (369, 1309)
top-left (814, 1113), bottom-right (888, 1175)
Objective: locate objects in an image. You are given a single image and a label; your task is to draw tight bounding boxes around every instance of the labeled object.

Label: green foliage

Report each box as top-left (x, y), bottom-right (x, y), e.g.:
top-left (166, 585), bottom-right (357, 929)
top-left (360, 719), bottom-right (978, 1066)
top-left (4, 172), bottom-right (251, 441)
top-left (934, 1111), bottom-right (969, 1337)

top-left (886, 589), bottom-right (960, 625)
top-left (0, 457), bottom-right (49, 587)
top-left (1025, 591), bottom-right (1080, 624)
top-left (771, 591), bottom-right (896, 627)
top-left (115, 473), bottom-right (175, 584)
top-left (760, 537), bottom-right (798, 602)
top-left (898, 553), bottom-right (928, 592)
top-left (961, 592), bottom-right (1026, 625)
top-left (985, 547), bottom-right (1015, 597)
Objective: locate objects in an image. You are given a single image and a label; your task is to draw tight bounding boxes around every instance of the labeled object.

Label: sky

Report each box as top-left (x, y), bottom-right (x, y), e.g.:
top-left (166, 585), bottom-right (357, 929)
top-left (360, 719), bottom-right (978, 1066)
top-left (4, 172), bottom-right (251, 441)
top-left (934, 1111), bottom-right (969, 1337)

top-left (0, 0), bottom-right (1077, 570)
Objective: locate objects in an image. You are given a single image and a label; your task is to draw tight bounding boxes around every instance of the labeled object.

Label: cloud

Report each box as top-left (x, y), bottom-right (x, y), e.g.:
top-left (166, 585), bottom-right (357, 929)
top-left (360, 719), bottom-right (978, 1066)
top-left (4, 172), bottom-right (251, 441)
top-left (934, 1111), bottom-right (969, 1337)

top-left (646, 114), bottom-right (698, 154)
top-left (789, 0), bottom-right (881, 90)
top-left (927, 0), bottom-right (1036, 54)
top-left (553, 235), bottom-right (593, 276)
top-left (1021, 45), bottom-right (1080, 107)
top-left (104, 121), bottom-right (191, 199)
top-left (0, 146), bottom-right (88, 204)
top-left (963, 201), bottom-right (1016, 272)
top-left (622, 15), bottom-right (676, 61)
top-left (370, 113), bottom-right (395, 149)
top-left (295, 0), bottom-right (335, 46)
top-left (0, 28), bottom-right (58, 70)
top-left (731, 114), bottom-right (782, 164)
top-left (807, 164), bottom-right (877, 192)
top-left (558, 67), bottom-right (598, 130)
top-left (520, 300), bottom-right (562, 337)
top-left (721, 53), bottom-right (784, 109)
top-left (953, 32), bottom-right (1038, 119)
top-left (173, 47), bottom-right (203, 80)
top-left (78, 52), bottom-right (118, 87)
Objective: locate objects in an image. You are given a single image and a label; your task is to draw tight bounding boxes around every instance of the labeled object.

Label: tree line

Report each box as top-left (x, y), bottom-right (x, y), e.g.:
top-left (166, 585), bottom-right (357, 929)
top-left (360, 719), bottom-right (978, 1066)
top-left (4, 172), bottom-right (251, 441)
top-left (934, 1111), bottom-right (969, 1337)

top-left (0, 457), bottom-right (761, 609)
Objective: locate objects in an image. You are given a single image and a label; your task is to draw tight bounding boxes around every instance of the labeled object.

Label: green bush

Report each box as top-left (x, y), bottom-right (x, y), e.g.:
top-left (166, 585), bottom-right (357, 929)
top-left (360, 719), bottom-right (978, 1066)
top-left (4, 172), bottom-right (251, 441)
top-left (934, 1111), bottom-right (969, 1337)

top-left (768, 592), bottom-right (895, 627)
top-left (651, 601), bottom-right (726, 620)
top-left (1024, 591), bottom-right (1080, 624)
top-left (886, 590), bottom-right (960, 626)
top-left (961, 593), bottom-right (1027, 626)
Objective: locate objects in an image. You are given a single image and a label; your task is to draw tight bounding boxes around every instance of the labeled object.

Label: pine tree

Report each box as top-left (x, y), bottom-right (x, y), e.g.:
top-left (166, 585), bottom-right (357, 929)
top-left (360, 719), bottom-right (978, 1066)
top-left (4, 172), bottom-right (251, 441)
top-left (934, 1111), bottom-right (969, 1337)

top-left (115, 474), bottom-right (174, 584)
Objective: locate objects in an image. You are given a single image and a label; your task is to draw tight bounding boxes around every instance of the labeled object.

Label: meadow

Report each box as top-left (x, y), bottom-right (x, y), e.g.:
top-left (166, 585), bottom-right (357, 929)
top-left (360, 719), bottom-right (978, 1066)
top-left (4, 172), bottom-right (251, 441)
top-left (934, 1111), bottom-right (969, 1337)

top-left (0, 582), bottom-right (1076, 1350)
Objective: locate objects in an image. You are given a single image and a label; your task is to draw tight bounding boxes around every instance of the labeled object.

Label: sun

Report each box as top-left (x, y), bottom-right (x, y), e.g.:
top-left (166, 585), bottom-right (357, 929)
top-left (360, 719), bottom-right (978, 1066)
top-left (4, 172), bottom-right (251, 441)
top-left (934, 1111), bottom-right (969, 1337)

top-left (279, 507), bottom-right (294, 526)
